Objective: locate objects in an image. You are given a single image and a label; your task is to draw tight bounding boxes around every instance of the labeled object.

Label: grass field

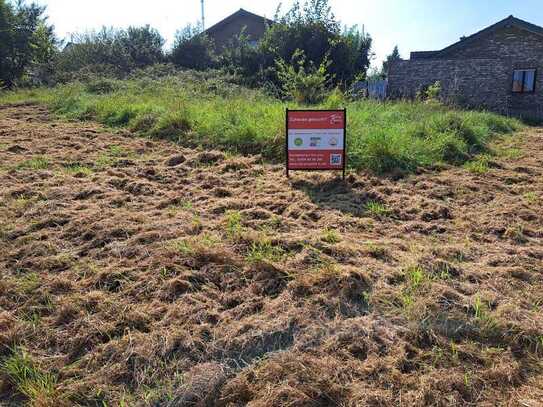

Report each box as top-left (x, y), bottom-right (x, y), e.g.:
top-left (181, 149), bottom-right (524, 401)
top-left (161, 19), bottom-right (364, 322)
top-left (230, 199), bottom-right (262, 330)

top-left (0, 71), bottom-right (522, 173)
top-left (0, 103), bottom-right (541, 405)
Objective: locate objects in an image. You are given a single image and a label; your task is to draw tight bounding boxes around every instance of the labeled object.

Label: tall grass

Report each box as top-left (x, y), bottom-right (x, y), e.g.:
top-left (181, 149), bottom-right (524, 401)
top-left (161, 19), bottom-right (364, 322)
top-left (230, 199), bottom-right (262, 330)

top-left (0, 71), bottom-right (522, 173)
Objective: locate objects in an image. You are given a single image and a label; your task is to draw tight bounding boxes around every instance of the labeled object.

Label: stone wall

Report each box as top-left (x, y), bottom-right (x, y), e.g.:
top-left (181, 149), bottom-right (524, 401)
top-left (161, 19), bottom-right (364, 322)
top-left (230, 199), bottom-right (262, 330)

top-left (389, 26), bottom-right (543, 120)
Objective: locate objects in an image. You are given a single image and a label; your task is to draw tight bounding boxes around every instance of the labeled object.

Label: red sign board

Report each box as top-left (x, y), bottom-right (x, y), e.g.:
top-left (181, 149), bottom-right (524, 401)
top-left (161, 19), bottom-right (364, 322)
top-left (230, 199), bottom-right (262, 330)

top-left (286, 109), bottom-right (346, 177)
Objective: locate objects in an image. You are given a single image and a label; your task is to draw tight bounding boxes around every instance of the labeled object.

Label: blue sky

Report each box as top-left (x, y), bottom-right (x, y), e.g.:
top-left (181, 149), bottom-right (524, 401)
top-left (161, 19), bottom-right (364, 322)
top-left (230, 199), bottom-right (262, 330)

top-left (36, 0), bottom-right (543, 67)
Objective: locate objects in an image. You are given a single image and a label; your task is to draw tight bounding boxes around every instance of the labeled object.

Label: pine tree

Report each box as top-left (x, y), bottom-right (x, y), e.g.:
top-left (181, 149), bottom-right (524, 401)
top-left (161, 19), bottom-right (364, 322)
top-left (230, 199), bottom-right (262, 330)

top-left (381, 45), bottom-right (401, 78)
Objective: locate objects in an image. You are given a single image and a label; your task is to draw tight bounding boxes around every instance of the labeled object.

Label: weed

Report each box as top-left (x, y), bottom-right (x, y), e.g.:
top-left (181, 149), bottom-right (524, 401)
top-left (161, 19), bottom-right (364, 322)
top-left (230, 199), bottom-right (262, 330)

top-left (63, 163), bottom-right (94, 176)
top-left (2, 349), bottom-right (59, 404)
top-left (16, 156), bottom-right (50, 171)
top-left (11, 196), bottom-right (34, 211)
top-left (266, 215), bottom-right (283, 230)
top-left (464, 155), bottom-right (490, 174)
top-left (172, 234), bottom-right (219, 256)
top-left (472, 295), bottom-right (486, 320)
top-left (246, 240), bottom-right (285, 263)
top-left (431, 345), bottom-right (444, 367)
top-left (225, 210), bottom-right (243, 238)
top-left (173, 240), bottom-right (195, 256)
top-left (365, 242), bottom-right (389, 259)
top-left (364, 201), bottom-right (392, 218)
top-left (16, 272), bottom-right (41, 295)
top-left (321, 228), bottom-right (341, 244)
top-left (406, 265), bottom-right (426, 290)
top-left (471, 295), bottom-right (499, 336)
top-left (450, 342), bottom-right (459, 362)
top-left (167, 201), bottom-right (193, 217)
top-left (497, 147), bottom-right (522, 159)
top-left (464, 372), bottom-right (471, 388)
top-left (95, 145), bottom-right (129, 168)
top-left (504, 224), bottom-right (528, 244)
top-left (523, 191), bottom-right (538, 205)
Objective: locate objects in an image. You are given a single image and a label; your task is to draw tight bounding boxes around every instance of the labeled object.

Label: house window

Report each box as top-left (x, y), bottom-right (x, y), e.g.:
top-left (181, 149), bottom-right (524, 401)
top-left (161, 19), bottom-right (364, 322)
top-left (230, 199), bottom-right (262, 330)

top-left (512, 69), bottom-right (536, 93)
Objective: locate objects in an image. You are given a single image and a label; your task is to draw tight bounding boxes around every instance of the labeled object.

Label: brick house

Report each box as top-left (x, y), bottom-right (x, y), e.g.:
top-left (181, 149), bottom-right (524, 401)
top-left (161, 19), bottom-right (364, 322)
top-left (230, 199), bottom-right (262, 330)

top-left (204, 8), bottom-right (273, 51)
top-left (388, 16), bottom-right (543, 120)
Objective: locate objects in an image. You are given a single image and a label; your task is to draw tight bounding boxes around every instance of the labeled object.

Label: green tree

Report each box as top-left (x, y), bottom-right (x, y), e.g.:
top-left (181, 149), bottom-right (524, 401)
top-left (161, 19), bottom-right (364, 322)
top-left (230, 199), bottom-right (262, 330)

top-left (381, 45), bottom-right (401, 78)
top-left (121, 25), bottom-right (165, 67)
top-left (257, 0), bottom-right (372, 87)
top-left (55, 27), bottom-right (132, 77)
top-left (0, 0), bottom-right (56, 87)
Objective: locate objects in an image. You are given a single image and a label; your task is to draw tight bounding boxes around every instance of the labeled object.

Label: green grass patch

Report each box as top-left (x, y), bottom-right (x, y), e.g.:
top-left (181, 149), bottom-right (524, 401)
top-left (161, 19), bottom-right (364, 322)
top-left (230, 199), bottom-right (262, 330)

top-left (1, 349), bottom-right (60, 404)
top-left (364, 200), bottom-right (392, 218)
top-left (224, 210), bottom-right (244, 238)
top-left (16, 156), bottom-right (50, 171)
top-left (523, 192), bottom-right (538, 205)
top-left (62, 163), bottom-right (94, 176)
top-left (246, 240), bottom-right (285, 263)
top-left (321, 228), bottom-right (341, 244)
top-left (464, 155), bottom-right (491, 174)
top-left (0, 71), bottom-right (523, 174)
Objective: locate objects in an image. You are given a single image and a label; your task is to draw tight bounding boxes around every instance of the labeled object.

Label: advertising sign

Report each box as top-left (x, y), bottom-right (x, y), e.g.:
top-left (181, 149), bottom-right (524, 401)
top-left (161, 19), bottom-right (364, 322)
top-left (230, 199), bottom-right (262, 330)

top-left (286, 109), bottom-right (346, 178)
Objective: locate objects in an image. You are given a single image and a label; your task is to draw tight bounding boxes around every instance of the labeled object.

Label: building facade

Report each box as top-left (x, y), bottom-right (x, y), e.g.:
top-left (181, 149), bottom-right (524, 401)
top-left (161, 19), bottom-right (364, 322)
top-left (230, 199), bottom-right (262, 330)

top-left (388, 16), bottom-right (543, 120)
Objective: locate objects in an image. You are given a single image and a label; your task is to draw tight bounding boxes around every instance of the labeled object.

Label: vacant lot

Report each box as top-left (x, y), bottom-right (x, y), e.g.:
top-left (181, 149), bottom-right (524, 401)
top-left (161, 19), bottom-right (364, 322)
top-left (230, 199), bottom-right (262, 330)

top-left (0, 103), bottom-right (542, 406)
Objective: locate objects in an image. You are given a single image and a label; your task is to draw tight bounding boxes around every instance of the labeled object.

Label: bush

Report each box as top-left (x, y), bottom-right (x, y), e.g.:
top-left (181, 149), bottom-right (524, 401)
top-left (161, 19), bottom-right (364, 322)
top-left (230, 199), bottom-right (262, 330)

top-left (417, 81), bottom-right (442, 102)
top-left (170, 24), bottom-right (217, 70)
top-left (276, 50), bottom-right (331, 104)
top-left (53, 25), bottom-right (165, 82)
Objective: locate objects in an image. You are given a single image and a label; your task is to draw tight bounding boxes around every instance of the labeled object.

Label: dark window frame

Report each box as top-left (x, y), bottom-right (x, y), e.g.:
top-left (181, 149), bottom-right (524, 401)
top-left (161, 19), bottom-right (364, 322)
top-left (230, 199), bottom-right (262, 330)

top-left (512, 69), bottom-right (537, 94)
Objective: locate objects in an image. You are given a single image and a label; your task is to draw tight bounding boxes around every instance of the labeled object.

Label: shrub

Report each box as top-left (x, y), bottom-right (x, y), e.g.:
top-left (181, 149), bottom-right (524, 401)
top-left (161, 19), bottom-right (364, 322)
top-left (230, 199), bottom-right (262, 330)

top-left (417, 81), bottom-right (442, 102)
top-left (170, 24), bottom-right (217, 70)
top-left (276, 49), bottom-right (331, 104)
top-left (53, 25), bottom-right (164, 82)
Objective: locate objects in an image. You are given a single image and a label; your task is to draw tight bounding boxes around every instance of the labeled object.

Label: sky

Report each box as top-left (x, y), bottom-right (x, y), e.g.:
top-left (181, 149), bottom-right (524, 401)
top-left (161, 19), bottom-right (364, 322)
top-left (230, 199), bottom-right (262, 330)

top-left (35, 0), bottom-right (543, 67)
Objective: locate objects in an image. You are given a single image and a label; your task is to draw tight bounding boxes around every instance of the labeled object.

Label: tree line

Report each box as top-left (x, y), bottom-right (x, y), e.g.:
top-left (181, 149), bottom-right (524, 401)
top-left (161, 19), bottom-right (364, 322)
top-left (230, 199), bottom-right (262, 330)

top-left (0, 0), bottom-right (401, 96)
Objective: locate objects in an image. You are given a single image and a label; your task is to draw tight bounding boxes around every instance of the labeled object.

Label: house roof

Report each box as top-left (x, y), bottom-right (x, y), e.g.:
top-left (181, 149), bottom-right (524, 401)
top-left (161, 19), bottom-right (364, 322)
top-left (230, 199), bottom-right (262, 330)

top-left (411, 15), bottom-right (543, 60)
top-left (204, 8), bottom-right (273, 35)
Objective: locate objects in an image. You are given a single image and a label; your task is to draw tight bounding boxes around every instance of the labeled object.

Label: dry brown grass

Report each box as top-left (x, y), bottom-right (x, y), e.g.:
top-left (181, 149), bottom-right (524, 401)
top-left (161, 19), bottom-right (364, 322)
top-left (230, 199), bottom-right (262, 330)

top-left (0, 103), bottom-right (542, 406)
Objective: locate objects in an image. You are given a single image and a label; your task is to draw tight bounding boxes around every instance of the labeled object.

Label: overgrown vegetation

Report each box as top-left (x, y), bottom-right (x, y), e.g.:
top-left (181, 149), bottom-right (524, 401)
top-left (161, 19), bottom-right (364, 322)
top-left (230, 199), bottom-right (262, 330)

top-left (0, 71), bottom-right (521, 173)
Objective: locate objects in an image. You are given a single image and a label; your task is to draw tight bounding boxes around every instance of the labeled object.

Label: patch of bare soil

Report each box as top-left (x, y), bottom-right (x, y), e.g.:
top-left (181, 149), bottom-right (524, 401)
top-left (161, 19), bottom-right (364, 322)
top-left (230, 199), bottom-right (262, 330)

top-left (0, 104), bottom-right (542, 406)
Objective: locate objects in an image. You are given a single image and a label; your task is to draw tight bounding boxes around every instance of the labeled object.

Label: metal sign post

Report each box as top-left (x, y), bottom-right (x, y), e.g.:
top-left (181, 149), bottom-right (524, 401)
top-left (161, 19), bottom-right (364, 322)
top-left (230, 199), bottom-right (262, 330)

top-left (286, 108), bottom-right (347, 179)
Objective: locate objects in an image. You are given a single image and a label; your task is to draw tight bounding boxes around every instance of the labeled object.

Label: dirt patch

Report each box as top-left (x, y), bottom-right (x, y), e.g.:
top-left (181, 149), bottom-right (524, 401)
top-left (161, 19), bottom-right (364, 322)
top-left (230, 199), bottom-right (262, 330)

top-left (0, 104), bottom-right (542, 405)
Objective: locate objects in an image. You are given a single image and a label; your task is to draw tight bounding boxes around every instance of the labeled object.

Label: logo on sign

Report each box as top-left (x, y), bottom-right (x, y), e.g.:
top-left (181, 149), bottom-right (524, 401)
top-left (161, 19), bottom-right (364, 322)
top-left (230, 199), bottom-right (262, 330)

top-left (330, 114), bottom-right (342, 125)
top-left (294, 138), bottom-right (303, 146)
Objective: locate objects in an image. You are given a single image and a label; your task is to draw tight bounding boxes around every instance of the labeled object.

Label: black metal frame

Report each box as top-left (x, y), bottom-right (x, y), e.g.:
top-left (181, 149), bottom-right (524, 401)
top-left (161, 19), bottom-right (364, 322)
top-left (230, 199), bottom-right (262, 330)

top-left (511, 68), bottom-right (537, 94)
top-left (285, 108), bottom-right (347, 179)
